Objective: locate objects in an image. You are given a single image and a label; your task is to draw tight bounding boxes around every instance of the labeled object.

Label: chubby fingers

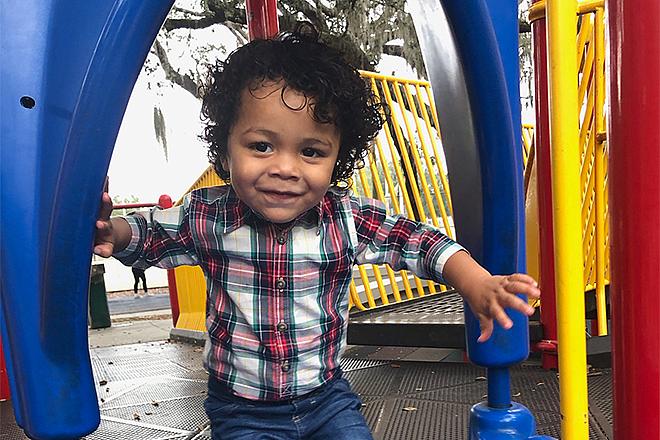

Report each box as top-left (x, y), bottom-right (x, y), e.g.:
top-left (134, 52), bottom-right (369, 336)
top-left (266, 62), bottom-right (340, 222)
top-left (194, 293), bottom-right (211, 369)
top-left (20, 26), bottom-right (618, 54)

top-left (98, 192), bottom-right (114, 221)
top-left (477, 301), bottom-right (528, 343)
top-left (96, 219), bottom-right (111, 234)
top-left (481, 303), bottom-right (515, 341)
top-left (477, 318), bottom-right (494, 343)
top-left (495, 284), bottom-right (536, 317)
top-left (477, 274), bottom-right (540, 342)
top-left (93, 243), bottom-right (113, 258)
top-left (474, 296), bottom-right (516, 342)
top-left (503, 273), bottom-right (540, 299)
top-left (94, 217), bottom-right (114, 258)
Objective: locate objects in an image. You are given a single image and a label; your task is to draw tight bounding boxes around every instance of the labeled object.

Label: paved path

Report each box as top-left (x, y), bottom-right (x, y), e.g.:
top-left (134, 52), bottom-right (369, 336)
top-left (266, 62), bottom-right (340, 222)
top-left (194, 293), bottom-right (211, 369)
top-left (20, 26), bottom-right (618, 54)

top-left (88, 318), bottom-right (173, 348)
top-left (107, 293), bottom-right (171, 315)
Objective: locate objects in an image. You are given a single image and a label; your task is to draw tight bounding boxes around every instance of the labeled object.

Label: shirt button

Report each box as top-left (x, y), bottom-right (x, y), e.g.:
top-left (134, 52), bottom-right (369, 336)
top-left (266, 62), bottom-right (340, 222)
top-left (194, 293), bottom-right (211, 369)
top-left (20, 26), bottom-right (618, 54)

top-left (276, 278), bottom-right (286, 290)
top-left (276, 321), bottom-right (288, 332)
top-left (277, 235), bottom-right (286, 245)
top-left (281, 360), bottom-right (290, 372)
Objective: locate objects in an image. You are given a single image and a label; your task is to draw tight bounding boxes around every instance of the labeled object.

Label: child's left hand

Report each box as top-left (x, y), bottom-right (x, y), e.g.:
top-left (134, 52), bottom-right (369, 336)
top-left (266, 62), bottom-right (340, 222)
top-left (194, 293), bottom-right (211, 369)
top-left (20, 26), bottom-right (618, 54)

top-left (442, 251), bottom-right (541, 342)
top-left (460, 273), bottom-right (540, 342)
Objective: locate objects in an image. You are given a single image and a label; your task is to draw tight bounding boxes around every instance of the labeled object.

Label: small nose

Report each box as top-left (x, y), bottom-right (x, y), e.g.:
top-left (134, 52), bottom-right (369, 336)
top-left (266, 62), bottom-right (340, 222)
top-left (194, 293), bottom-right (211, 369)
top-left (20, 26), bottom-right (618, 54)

top-left (268, 152), bottom-right (300, 180)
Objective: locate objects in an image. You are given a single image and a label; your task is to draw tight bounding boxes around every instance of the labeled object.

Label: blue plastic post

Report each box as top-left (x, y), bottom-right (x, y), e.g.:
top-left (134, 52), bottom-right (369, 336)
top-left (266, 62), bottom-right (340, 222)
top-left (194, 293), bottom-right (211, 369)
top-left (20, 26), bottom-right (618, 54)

top-left (437, 0), bottom-right (555, 438)
top-left (0, 1), bottom-right (173, 438)
top-left (487, 367), bottom-right (511, 409)
top-left (441, 0), bottom-right (529, 370)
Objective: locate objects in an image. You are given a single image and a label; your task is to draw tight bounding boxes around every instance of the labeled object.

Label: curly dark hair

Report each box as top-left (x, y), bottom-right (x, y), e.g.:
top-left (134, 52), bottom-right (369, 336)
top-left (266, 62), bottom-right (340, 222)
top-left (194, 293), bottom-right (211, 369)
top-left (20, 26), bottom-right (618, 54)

top-left (200, 23), bottom-right (384, 185)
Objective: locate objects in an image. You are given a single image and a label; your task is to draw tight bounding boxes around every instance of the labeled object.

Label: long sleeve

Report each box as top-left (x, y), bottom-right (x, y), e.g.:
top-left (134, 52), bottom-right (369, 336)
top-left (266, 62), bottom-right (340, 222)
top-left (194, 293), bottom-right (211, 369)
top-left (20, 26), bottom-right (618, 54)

top-left (113, 195), bottom-right (198, 269)
top-left (350, 196), bottom-right (464, 284)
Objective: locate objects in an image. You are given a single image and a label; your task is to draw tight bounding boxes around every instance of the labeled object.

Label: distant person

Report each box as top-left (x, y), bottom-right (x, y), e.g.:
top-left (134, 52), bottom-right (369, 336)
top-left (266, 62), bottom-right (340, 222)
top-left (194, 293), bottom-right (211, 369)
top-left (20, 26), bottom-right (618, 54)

top-left (132, 267), bottom-right (147, 297)
top-left (94, 23), bottom-right (540, 440)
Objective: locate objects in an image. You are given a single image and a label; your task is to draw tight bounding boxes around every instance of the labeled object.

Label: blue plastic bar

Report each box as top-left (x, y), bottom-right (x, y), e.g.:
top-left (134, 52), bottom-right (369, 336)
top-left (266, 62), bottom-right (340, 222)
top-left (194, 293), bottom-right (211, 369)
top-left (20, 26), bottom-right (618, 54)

top-left (440, 0), bottom-right (528, 372)
top-left (487, 367), bottom-right (511, 409)
top-left (436, 1), bottom-right (555, 438)
top-left (0, 1), bottom-right (173, 438)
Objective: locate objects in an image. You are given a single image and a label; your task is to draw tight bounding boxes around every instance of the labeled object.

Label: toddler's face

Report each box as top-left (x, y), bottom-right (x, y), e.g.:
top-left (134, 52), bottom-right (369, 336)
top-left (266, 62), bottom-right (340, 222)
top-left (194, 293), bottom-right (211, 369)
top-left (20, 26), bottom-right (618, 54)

top-left (222, 81), bottom-right (340, 224)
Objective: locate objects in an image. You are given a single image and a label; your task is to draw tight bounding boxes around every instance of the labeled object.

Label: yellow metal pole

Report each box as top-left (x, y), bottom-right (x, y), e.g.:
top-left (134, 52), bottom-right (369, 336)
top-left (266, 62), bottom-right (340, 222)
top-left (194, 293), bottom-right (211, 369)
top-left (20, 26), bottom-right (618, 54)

top-left (546, 0), bottom-right (589, 438)
top-left (593, 7), bottom-right (607, 336)
top-left (349, 282), bottom-right (366, 311)
top-left (413, 84), bottom-right (453, 236)
top-left (422, 84), bottom-right (454, 215)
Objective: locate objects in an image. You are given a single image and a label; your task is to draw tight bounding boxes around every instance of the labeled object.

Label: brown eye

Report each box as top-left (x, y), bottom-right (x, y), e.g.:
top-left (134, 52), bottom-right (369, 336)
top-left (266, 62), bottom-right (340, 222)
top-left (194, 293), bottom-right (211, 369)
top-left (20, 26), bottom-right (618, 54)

top-left (251, 142), bottom-right (272, 153)
top-left (302, 148), bottom-right (322, 158)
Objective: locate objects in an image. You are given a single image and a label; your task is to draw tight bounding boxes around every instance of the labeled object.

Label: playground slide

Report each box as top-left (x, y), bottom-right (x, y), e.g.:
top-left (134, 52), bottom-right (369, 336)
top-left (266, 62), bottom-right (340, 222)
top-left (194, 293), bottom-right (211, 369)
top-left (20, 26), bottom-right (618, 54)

top-left (0, 1), bottom-right (174, 438)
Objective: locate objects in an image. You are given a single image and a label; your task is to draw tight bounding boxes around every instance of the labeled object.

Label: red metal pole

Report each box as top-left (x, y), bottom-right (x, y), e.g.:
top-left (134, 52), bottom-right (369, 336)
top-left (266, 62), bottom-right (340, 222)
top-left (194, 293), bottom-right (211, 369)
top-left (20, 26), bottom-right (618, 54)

top-left (531, 0), bottom-right (558, 370)
top-left (155, 195), bottom-right (181, 326)
top-left (608, 0), bottom-right (660, 438)
top-left (166, 269), bottom-right (180, 326)
top-left (245, 0), bottom-right (279, 41)
top-left (0, 338), bottom-right (9, 401)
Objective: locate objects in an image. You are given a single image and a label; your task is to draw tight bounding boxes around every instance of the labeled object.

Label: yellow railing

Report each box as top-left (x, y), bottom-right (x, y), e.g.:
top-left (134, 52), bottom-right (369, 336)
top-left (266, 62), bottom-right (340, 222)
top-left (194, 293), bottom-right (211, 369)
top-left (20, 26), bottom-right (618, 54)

top-left (348, 72), bottom-right (455, 311)
top-left (522, 123), bottom-right (535, 167)
top-left (575, 4), bottom-right (609, 335)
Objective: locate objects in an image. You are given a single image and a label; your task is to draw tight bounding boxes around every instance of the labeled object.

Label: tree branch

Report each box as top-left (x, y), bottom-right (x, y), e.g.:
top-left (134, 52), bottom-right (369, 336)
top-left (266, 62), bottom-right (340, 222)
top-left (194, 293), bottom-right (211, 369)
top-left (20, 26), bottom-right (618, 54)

top-left (164, 16), bottom-right (222, 31)
top-left (163, 8), bottom-right (246, 32)
top-left (519, 19), bottom-right (531, 33)
top-left (154, 39), bottom-right (201, 99)
top-left (172, 6), bottom-right (205, 17)
top-left (224, 21), bottom-right (249, 42)
top-left (279, 0), bottom-right (330, 34)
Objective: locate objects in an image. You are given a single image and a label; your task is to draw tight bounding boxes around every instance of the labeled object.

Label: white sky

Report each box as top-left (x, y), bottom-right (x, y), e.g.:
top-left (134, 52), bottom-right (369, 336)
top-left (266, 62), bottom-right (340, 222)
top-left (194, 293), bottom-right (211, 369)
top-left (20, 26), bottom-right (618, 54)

top-left (108, 23), bottom-right (240, 203)
top-left (109, 74), bottom-right (208, 202)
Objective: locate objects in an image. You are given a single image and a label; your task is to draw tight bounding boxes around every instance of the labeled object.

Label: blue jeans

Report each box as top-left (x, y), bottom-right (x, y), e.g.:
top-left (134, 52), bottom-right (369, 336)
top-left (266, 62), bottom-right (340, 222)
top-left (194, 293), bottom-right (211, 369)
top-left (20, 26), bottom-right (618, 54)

top-left (204, 374), bottom-right (373, 439)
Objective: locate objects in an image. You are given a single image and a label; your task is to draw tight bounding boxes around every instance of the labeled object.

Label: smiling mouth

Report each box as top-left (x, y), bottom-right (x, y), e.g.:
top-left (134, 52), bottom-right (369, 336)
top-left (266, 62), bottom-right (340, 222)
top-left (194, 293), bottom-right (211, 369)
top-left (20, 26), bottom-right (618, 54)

top-left (261, 190), bottom-right (301, 200)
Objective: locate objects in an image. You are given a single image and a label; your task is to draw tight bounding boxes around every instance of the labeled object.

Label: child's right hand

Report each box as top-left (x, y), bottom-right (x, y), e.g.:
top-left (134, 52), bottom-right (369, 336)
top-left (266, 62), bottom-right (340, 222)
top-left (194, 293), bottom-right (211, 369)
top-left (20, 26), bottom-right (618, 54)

top-left (94, 192), bottom-right (115, 257)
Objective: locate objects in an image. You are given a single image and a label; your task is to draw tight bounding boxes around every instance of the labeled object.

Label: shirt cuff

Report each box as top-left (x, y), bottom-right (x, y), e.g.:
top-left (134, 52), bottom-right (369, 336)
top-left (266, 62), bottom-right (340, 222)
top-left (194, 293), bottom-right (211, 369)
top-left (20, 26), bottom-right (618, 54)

top-left (112, 215), bottom-right (145, 260)
top-left (430, 241), bottom-right (467, 284)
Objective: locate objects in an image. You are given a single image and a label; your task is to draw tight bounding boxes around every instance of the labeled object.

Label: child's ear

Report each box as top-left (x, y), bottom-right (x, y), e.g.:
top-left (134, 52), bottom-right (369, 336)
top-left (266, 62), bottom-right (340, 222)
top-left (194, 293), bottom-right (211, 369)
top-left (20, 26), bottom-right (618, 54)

top-left (220, 156), bottom-right (229, 172)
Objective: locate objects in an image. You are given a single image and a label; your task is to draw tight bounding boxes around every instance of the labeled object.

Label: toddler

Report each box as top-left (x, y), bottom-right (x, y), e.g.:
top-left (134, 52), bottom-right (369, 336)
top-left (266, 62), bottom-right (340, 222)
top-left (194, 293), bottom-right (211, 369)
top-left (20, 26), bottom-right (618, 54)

top-left (94, 23), bottom-right (539, 440)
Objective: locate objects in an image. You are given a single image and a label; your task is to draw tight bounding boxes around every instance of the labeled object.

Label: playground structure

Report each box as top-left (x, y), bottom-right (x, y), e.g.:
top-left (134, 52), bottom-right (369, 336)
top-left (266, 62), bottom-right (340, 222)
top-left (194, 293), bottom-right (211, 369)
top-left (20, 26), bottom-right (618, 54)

top-left (0, 0), bottom-right (658, 439)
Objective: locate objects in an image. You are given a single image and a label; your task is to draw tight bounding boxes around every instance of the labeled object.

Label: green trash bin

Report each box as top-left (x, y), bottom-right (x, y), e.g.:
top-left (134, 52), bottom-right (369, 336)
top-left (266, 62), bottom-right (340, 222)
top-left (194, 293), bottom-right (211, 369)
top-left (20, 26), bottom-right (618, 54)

top-left (88, 262), bottom-right (111, 329)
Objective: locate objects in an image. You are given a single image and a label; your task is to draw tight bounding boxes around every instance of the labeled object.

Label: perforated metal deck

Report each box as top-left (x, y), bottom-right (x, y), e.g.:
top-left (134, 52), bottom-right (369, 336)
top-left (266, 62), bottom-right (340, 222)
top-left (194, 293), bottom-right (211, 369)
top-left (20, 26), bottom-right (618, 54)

top-left (1, 340), bottom-right (611, 439)
top-left (347, 291), bottom-right (544, 349)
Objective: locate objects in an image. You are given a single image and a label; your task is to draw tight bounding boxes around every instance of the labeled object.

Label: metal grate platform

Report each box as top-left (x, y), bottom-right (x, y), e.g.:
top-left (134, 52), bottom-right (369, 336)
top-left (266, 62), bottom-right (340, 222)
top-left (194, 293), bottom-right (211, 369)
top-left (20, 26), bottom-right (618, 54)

top-left (347, 291), bottom-right (544, 349)
top-left (343, 345), bottom-right (612, 439)
top-left (2, 341), bottom-right (611, 439)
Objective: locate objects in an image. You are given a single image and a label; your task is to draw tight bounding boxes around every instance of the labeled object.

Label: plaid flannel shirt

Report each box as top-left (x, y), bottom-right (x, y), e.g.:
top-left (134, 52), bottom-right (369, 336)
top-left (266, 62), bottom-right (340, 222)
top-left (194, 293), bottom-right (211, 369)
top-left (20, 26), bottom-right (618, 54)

top-left (115, 186), bottom-right (463, 401)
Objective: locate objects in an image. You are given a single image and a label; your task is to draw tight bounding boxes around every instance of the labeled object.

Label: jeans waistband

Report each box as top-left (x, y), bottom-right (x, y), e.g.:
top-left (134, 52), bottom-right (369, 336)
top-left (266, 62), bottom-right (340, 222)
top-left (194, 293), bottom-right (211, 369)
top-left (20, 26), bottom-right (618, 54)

top-left (207, 370), bottom-right (343, 405)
